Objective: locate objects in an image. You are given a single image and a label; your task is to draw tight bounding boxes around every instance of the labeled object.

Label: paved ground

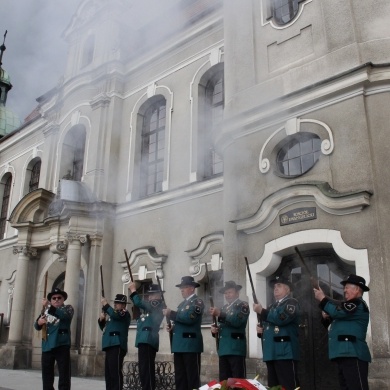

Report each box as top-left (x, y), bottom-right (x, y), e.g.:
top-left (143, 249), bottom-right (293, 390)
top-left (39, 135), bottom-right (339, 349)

top-left (0, 368), bottom-right (105, 390)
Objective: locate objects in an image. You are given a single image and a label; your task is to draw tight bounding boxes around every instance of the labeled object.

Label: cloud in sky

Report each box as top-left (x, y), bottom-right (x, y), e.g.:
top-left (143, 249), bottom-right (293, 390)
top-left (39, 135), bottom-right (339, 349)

top-left (0, 0), bottom-right (80, 120)
top-left (0, 0), bottom-right (186, 121)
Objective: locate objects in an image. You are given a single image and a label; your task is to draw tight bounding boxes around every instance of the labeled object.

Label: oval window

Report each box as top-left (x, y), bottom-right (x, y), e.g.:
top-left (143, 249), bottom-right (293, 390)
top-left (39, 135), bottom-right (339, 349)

top-left (277, 133), bottom-right (321, 177)
top-left (273, 0), bottom-right (300, 25)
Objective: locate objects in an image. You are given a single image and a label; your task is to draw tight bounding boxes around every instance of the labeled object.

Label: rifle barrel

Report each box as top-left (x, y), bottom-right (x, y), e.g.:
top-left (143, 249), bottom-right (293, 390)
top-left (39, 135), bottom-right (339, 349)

top-left (244, 257), bottom-right (263, 327)
top-left (99, 265), bottom-right (105, 297)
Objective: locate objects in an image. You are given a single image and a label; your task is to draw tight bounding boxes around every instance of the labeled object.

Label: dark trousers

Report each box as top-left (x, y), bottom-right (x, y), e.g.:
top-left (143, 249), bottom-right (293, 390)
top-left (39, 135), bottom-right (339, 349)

top-left (219, 355), bottom-right (246, 381)
top-left (266, 360), bottom-right (299, 390)
top-left (41, 345), bottom-right (71, 390)
top-left (174, 352), bottom-right (201, 390)
top-left (138, 343), bottom-right (157, 390)
top-left (104, 346), bottom-right (126, 390)
top-left (335, 357), bottom-right (369, 390)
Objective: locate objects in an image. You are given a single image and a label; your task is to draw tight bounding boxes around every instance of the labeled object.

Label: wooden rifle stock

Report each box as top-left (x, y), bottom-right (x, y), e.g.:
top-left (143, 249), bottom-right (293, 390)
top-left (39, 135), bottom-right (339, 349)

top-left (41, 271), bottom-right (48, 341)
top-left (294, 247), bottom-right (319, 289)
top-left (244, 257), bottom-right (263, 338)
top-left (124, 249), bottom-right (140, 320)
top-left (205, 265), bottom-right (219, 351)
top-left (156, 275), bottom-right (172, 350)
top-left (99, 265), bottom-right (105, 297)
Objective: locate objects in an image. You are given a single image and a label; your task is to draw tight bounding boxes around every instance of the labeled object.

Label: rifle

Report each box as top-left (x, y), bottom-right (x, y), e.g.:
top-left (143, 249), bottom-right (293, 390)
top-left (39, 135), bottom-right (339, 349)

top-left (41, 271), bottom-right (48, 341)
top-left (205, 265), bottom-right (219, 351)
top-left (294, 247), bottom-right (319, 289)
top-left (156, 275), bottom-right (172, 351)
top-left (100, 265), bottom-right (105, 297)
top-left (124, 249), bottom-right (140, 320)
top-left (244, 257), bottom-right (263, 339)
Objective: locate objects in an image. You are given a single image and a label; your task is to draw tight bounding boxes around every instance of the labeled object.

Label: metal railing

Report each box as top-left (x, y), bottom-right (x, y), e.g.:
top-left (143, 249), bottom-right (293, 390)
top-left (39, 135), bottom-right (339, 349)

top-left (123, 361), bottom-right (175, 390)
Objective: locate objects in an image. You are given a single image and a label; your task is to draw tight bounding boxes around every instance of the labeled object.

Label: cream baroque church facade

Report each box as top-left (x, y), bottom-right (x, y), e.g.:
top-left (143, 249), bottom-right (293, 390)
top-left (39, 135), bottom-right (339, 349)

top-left (0, 0), bottom-right (389, 388)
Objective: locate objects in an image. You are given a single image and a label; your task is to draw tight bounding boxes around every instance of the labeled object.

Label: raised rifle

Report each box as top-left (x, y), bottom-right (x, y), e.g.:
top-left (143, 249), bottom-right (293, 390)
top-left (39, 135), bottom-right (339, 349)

top-left (41, 271), bottom-right (48, 341)
top-left (100, 265), bottom-right (105, 297)
top-left (156, 275), bottom-right (172, 351)
top-left (244, 257), bottom-right (263, 340)
top-left (205, 265), bottom-right (219, 351)
top-left (124, 249), bottom-right (140, 320)
top-left (294, 247), bottom-right (319, 289)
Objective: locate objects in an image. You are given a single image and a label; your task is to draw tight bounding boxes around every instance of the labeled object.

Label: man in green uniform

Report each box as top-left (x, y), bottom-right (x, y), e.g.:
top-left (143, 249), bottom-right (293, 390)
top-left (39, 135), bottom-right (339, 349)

top-left (314, 274), bottom-right (371, 390)
top-left (34, 287), bottom-right (74, 390)
top-left (163, 275), bottom-right (204, 390)
top-left (253, 276), bottom-right (300, 390)
top-left (209, 280), bottom-right (250, 381)
top-left (128, 282), bottom-right (164, 390)
top-left (98, 294), bottom-right (131, 390)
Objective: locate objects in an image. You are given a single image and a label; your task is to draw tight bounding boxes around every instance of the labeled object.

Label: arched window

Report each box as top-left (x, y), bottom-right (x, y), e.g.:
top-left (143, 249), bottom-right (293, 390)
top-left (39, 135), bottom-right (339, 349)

top-left (0, 174), bottom-right (12, 239)
top-left (199, 64), bottom-right (224, 179)
top-left (28, 159), bottom-right (41, 193)
top-left (60, 125), bottom-right (86, 182)
top-left (269, 0), bottom-right (302, 25)
top-left (81, 35), bottom-right (95, 68)
top-left (276, 132), bottom-right (321, 177)
top-left (140, 98), bottom-right (166, 197)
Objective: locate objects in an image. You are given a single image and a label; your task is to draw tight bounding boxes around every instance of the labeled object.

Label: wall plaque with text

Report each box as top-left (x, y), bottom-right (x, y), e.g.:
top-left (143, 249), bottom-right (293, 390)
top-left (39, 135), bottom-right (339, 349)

top-left (280, 207), bottom-right (317, 226)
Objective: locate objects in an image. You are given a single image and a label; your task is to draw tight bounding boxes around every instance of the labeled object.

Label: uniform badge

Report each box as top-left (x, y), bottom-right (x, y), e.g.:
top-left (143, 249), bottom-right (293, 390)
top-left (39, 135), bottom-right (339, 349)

top-left (343, 302), bottom-right (357, 312)
top-left (274, 326), bottom-right (280, 334)
top-left (185, 305), bottom-right (189, 310)
top-left (286, 304), bottom-right (296, 314)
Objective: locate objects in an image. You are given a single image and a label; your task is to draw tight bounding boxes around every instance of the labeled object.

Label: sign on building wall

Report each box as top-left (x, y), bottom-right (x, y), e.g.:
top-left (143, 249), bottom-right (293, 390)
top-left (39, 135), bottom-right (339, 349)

top-left (279, 207), bottom-right (317, 226)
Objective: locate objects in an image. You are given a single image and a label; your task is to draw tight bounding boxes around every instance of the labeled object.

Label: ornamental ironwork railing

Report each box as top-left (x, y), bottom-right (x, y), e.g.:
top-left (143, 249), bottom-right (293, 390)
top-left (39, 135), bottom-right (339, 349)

top-left (122, 361), bottom-right (175, 390)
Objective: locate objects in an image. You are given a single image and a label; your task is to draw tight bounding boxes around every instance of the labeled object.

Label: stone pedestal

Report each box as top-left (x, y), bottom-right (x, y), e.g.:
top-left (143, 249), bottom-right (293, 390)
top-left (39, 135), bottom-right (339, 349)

top-left (0, 344), bottom-right (31, 369)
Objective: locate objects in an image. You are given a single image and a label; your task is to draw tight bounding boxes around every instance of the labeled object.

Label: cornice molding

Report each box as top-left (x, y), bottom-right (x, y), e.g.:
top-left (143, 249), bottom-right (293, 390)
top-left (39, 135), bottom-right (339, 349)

top-left (232, 182), bottom-right (372, 234)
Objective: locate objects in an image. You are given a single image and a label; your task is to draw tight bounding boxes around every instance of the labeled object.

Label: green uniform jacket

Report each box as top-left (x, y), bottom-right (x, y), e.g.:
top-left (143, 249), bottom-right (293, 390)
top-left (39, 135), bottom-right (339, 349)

top-left (129, 291), bottom-right (164, 351)
top-left (98, 304), bottom-right (131, 352)
top-left (320, 296), bottom-right (371, 362)
top-left (34, 304), bottom-right (74, 353)
top-left (217, 299), bottom-right (249, 357)
top-left (169, 294), bottom-right (204, 353)
top-left (260, 296), bottom-right (300, 362)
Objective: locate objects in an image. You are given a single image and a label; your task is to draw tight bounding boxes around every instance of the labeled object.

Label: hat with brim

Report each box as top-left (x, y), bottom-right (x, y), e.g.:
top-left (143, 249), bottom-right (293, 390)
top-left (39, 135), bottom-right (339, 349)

top-left (175, 276), bottom-right (200, 288)
top-left (113, 294), bottom-right (128, 304)
top-left (219, 280), bottom-right (242, 293)
top-left (340, 274), bottom-right (369, 292)
top-left (269, 276), bottom-right (294, 291)
top-left (147, 284), bottom-right (165, 294)
top-left (47, 288), bottom-right (68, 301)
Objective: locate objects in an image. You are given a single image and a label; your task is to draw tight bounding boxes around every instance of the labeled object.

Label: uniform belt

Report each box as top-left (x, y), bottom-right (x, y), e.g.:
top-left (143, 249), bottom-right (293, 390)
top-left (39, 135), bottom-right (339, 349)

top-left (338, 335), bottom-right (356, 342)
top-left (142, 327), bottom-right (152, 331)
top-left (109, 331), bottom-right (120, 336)
top-left (274, 336), bottom-right (291, 342)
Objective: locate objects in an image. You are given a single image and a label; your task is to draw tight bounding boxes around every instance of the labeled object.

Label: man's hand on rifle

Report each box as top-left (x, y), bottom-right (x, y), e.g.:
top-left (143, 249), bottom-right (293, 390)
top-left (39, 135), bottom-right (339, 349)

top-left (210, 323), bottom-right (219, 334)
top-left (128, 282), bottom-right (136, 294)
top-left (253, 302), bottom-right (263, 313)
top-left (256, 324), bottom-right (264, 335)
top-left (37, 315), bottom-right (47, 326)
top-left (313, 286), bottom-right (325, 302)
top-left (209, 307), bottom-right (220, 317)
top-left (101, 297), bottom-right (108, 307)
top-left (162, 308), bottom-right (171, 317)
top-left (99, 312), bottom-right (106, 322)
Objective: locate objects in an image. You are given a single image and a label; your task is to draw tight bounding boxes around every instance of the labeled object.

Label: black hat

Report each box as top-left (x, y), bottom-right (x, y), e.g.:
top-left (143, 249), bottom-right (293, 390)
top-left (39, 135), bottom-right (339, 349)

top-left (340, 274), bottom-right (369, 292)
top-left (175, 276), bottom-right (200, 288)
top-left (47, 288), bottom-right (68, 301)
top-left (269, 276), bottom-right (294, 291)
top-left (113, 294), bottom-right (128, 304)
top-left (219, 280), bottom-right (242, 293)
top-left (147, 284), bottom-right (164, 294)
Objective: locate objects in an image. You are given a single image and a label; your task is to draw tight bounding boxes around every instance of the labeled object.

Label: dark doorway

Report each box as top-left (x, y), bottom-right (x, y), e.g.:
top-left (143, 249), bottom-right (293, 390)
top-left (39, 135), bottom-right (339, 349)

top-left (268, 248), bottom-right (355, 390)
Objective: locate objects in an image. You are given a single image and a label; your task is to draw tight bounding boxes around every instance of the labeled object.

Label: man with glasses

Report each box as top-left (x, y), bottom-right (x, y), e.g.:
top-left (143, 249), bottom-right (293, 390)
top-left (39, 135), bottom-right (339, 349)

top-left (34, 287), bottom-right (74, 390)
top-left (163, 276), bottom-right (204, 390)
